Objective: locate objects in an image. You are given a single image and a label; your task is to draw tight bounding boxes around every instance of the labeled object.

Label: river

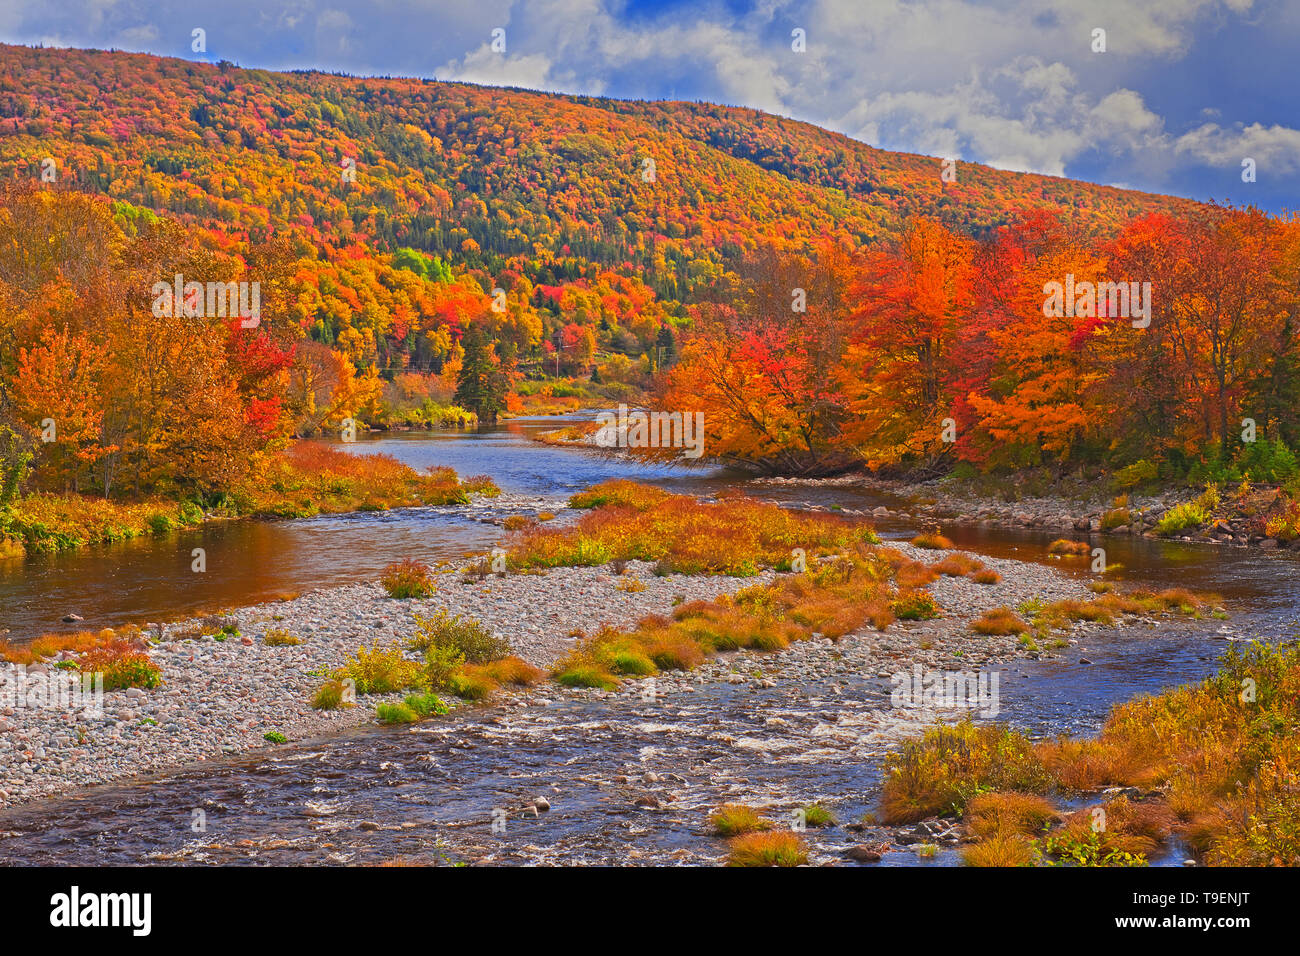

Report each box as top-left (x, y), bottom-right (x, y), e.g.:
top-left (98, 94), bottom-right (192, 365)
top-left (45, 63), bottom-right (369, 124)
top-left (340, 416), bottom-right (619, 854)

top-left (0, 414), bottom-right (1295, 865)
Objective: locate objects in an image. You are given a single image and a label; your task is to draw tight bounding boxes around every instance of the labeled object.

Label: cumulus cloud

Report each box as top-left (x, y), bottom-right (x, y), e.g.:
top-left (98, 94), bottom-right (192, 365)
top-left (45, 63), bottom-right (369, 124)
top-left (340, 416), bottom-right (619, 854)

top-left (1175, 122), bottom-right (1300, 173)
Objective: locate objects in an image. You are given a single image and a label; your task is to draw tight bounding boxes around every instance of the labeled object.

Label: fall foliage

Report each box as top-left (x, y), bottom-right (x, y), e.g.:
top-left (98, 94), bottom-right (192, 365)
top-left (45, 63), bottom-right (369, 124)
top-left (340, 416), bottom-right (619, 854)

top-left (1, 43), bottom-right (1296, 498)
top-left (662, 209), bottom-right (1300, 478)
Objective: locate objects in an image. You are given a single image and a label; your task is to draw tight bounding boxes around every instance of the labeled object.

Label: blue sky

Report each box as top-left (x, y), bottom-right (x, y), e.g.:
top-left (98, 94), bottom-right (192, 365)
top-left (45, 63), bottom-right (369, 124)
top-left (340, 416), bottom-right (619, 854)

top-left (2, 0), bottom-right (1296, 211)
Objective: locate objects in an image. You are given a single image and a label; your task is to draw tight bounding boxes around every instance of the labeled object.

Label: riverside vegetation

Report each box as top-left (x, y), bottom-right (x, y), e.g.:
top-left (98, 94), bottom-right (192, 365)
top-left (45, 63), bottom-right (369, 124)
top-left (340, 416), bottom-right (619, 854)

top-left (0, 478), bottom-right (1253, 866)
top-left (882, 638), bottom-right (1295, 867)
top-left (299, 480), bottom-right (1228, 719)
top-left (0, 441), bottom-right (498, 557)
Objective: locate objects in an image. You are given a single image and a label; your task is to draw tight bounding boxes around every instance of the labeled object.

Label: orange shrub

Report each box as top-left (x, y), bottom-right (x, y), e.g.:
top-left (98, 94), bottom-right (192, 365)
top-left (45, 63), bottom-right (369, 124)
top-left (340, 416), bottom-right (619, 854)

top-left (514, 482), bottom-right (875, 575)
top-left (381, 558), bottom-right (435, 598)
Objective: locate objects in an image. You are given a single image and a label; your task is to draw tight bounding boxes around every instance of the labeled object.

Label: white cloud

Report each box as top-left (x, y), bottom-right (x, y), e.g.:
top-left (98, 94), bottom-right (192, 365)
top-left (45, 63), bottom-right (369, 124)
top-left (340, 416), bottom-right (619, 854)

top-left (427, 0), bottom-right (1292, 187)
top-left (1174, 122), bottom-right (1300, 173)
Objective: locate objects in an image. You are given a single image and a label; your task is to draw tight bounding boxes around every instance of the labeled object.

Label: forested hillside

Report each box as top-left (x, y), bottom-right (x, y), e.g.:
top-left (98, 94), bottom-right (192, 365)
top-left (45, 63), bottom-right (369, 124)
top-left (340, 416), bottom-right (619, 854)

top-left (0, 43), bottom-right (1191, 375)
top-left (4, 43), bottom-right (1293, 511)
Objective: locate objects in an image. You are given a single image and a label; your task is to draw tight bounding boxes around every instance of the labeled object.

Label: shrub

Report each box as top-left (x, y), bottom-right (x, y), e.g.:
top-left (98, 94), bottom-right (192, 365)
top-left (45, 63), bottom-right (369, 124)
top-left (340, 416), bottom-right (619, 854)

top-left (710, 804), bottom-right (772, 837)
top-left (422, 643), bottom-right (466, 690)
top-left (263, 628), bottom-right (300, 646)
top-left (337, 644), bottom-right (425, 695)
top-left (1039, 830), bottom-right (1147, 867)
top-left (1264, 498), bottom-right (1300, 540)
top-left (77, 642), bottom-right (162, 691)
top-left (381, 558), bottom-right (435, 598)
top-left (971, 569), bottom-right (1000, 584)
top-left (1100, 507), bottom-right (1131, 530)
top-left (1047, 539), bottom-right (1089, 556)
top-left (726, 832), bottom-right (808, 867)
top-left (891, 590), bottom-right (939, 620)
top-left (312, 679), bottom-right (353, 710)
top-left (263, 731), bottom-right (287, 744)
top-left (1195, 482), bottom-right (1222, 512)
top-left (1154, 502), bottom-right (1208, 536)
top-left (460, 474), bottom-right (501, 497)
top-left (407, 610), bottom-right (509, 664)
top-left (910, 531), bottom-right (953, 550)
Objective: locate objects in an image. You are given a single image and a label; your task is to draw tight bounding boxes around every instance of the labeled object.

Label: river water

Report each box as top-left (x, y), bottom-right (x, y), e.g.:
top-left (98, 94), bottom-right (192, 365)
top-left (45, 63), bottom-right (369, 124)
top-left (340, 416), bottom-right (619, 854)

top-left (0, 414), bottom-right (1295, 865)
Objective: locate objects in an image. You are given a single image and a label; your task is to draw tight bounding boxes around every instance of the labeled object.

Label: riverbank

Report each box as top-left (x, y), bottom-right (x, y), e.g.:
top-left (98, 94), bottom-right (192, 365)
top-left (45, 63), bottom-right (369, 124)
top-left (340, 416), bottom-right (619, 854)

top-left (882, 637), bottom-right (1300, 866)
top-left (755, 474), bottom-right (1300, 553)
top-left (0, 533), bottom-right (1191, 814)
top-left (0, 442), bottom-right (499, 559)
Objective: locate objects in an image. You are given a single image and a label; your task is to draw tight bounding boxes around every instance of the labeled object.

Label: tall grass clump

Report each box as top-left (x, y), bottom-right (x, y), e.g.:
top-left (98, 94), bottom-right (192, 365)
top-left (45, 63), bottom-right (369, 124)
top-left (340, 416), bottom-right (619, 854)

top-left (551, 543), bottom-right (903, 689)
top-left (901, 640), bottom-right (1299, 867)
top-left (726, 832), bottom-right (809, 867)
top-left (77, 641), bottom-right (163, 691)
top-left (710, 804), bottom-right (772, 837)
top-left (1154, 502), bottom-right (1209, 536)
top-left (971, 607), bottom-right (1028, 636)
top-left (381, 558), bottom-right (435, 598)
top-left (910, 531), bottom-right (953, 550)
top-left (1047, 539), bottom-right (1090, 556)
top-left (513, 480), bottom-right (876, 576)
top-left (880, 719), bottom-right (1051, 824)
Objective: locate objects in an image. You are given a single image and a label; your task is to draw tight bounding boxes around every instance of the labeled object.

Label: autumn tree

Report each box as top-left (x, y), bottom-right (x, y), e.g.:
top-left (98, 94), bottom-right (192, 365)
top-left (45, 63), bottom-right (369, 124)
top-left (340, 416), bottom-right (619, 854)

top-left (838, 219), bottom-right (975, 465)
top-left (658, 241), bottom-right (859, 474)
top-left (454, 325), bottom-right (510, 424)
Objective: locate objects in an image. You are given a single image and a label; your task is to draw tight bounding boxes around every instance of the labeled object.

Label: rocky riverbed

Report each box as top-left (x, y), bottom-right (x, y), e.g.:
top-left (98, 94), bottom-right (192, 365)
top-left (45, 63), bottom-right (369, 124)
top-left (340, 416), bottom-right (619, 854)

top-left (0, 558), bottom-right (766, 809)
top-left (0, 529), bottom-right (1144, 817)
top-left (756, 474), bottom-right (1300, 552)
